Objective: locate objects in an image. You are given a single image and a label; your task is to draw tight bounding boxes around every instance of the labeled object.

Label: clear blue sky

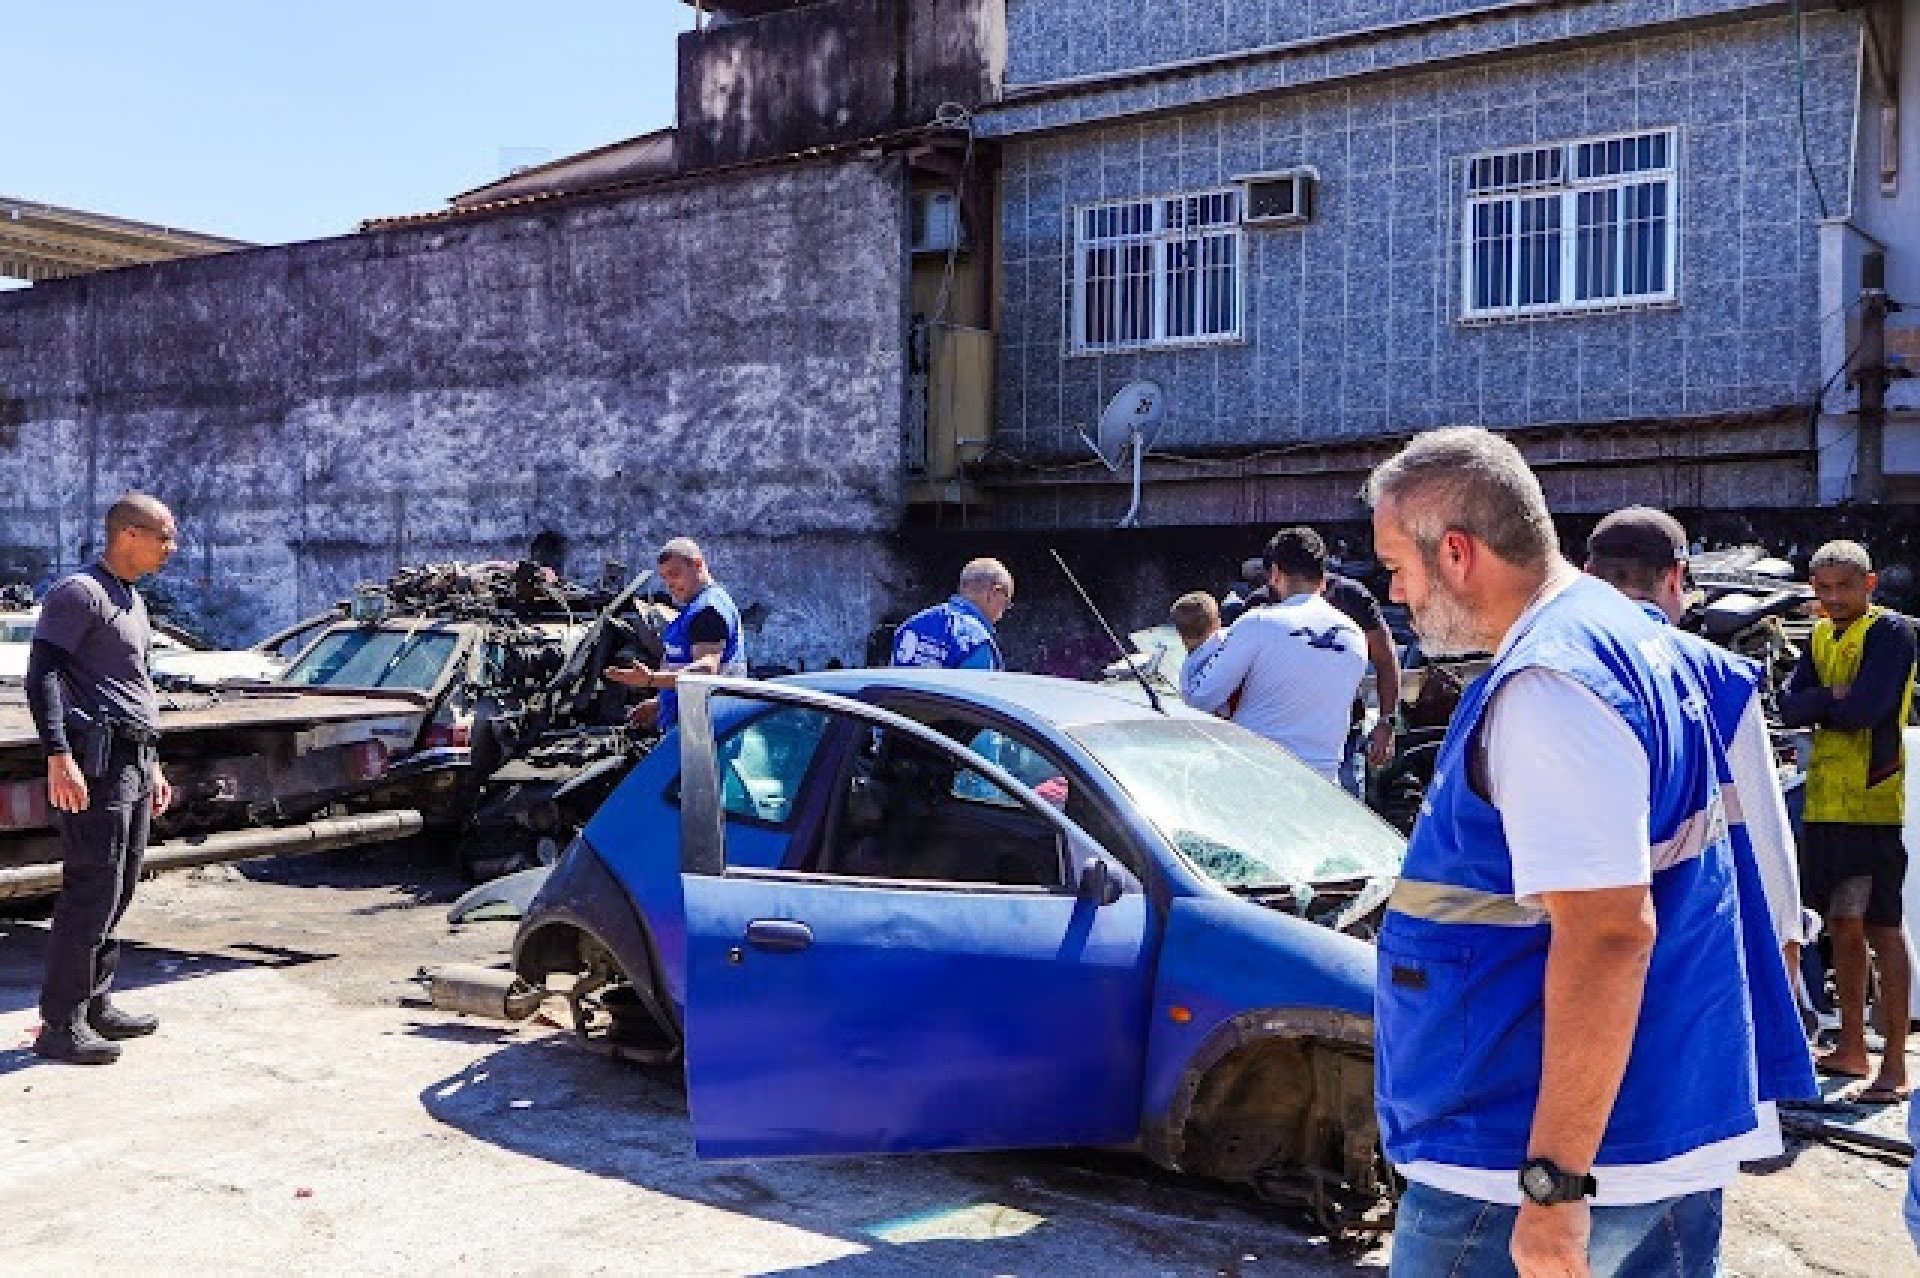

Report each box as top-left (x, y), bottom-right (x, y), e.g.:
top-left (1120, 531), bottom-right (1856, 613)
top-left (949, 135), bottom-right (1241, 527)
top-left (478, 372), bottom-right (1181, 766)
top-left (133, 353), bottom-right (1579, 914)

top-left (4, 1), bottom-right (692, 245)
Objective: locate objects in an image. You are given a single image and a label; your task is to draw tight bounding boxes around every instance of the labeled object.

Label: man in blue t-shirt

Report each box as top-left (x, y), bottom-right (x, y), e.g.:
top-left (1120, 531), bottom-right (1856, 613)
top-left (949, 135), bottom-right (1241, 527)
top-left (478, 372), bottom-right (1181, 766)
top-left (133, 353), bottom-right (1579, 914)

top-left (891, 559), bottom-right (1012, 672)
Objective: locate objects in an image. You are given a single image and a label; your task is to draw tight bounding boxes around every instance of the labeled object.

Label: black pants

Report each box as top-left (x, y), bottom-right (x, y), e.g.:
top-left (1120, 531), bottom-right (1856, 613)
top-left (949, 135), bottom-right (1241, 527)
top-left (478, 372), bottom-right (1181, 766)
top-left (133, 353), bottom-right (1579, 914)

top-left (39, 743), bottom-right (154, 1028)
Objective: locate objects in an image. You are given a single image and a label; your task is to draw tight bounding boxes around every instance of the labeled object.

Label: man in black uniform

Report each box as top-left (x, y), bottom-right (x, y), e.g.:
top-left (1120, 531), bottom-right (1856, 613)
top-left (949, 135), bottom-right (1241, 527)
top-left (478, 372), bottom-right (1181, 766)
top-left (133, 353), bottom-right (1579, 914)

top-left (26, 494), bottom-right (176, 1065)
top-left (1224, 527), bottom-right (1401, 796)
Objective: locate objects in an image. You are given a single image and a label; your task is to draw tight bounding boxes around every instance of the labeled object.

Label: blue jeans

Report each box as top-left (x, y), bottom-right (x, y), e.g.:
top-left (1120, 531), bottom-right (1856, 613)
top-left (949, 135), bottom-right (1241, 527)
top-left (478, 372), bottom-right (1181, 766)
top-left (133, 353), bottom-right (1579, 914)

top-left (1390, 1182), bottom-right (1724, 1278)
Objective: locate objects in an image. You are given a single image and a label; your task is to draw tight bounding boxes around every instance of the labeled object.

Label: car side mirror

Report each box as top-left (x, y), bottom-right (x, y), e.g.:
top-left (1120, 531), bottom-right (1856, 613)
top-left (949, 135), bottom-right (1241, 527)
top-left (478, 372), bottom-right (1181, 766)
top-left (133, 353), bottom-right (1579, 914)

top-left (1077, 856), bottom-right (1122, 907)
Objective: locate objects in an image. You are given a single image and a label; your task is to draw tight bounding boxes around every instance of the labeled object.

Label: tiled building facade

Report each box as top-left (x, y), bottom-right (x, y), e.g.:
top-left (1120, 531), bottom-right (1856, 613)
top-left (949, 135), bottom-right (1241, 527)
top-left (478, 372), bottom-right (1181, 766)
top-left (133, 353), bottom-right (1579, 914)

top-left (975, 0), bottom-right (1868, 523)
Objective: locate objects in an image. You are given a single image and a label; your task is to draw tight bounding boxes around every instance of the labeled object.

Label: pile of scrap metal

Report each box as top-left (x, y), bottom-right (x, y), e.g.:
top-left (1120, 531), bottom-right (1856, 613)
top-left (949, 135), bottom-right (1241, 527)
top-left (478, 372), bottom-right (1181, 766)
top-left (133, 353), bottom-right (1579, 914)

top-left (457, 565), bottom-right (683, 882)
top-left (383, 559), bottom-right (622, 622)
top-left (272, 560), bottom-right (679, 882)
top-left (1682, 547), bottom-right (1816, 719)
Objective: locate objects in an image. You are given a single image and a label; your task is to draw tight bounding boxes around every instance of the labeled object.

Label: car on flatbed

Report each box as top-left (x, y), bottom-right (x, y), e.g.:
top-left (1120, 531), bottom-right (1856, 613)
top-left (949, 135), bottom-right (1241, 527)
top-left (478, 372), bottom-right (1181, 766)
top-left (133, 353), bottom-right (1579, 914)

top-left (510, 669), bottom-right (1404, 1230)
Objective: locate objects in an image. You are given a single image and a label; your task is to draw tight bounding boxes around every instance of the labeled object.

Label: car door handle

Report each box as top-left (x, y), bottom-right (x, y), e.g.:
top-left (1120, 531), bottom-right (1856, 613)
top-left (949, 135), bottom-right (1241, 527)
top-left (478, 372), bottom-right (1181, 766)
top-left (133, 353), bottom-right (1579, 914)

top-left (744, 919), bottom-right (813, 953)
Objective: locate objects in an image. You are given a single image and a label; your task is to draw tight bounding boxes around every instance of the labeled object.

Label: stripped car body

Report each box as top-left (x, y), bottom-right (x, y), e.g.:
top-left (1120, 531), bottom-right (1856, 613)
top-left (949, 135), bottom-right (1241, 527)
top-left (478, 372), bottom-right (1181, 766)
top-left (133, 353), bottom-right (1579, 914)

top-left (0, 684), bottom-right (428, 900)
top-left (512, 670), bottom-right (1402, 1228)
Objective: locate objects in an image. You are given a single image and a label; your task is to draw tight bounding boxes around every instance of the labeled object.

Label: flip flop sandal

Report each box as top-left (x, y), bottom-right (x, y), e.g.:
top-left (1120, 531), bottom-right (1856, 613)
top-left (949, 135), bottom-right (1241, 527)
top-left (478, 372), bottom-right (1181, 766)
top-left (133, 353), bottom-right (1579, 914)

top-left (1816, 1058), bottom-right (1871, 1081)
top-left (1854, 1086), bottom-right (1913, 1106)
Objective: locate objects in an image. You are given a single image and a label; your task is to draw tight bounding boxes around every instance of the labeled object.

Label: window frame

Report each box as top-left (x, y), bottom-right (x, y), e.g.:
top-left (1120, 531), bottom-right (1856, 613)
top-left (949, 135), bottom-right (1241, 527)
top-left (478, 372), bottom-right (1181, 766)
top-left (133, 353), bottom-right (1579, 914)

top-left (794, 717), bottom-right (1072, 891)
top-left (676, 679), bottom-right (1133, 898)
top-left (1457, 126), bottom-right (1683, 323)
top-left (1067, 187), bottom-right (1247, 356)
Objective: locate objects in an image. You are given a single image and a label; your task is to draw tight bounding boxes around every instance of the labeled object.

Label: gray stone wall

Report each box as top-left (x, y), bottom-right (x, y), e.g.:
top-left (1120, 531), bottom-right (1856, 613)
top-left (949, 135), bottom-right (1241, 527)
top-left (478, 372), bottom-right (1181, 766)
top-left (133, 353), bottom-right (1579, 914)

top-left (993, 13), bottom-right (1860, 470)
top-left (1005, 0), bottom-right (1786, 91)
top-left (0, 159), bottom-right (910, 668)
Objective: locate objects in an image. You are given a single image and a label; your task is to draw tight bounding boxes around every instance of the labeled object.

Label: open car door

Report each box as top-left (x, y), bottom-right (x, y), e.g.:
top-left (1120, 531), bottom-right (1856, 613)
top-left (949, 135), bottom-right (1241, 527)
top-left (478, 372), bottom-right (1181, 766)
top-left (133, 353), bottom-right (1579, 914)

top-left (676, 677), bottom-right (1155, 1160)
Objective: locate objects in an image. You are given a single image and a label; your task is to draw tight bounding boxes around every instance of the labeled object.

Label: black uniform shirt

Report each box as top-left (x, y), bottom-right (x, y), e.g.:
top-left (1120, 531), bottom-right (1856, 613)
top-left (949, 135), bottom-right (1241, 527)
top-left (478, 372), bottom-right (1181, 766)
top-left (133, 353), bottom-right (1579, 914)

top-left (33, 564), bottom-right (160, 731)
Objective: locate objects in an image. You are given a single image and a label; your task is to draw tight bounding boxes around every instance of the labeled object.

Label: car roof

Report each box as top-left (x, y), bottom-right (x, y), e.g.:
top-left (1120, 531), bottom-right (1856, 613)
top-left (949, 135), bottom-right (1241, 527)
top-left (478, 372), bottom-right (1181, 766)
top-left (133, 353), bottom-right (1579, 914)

top-left (780, 668), bottom-right (1210, 733)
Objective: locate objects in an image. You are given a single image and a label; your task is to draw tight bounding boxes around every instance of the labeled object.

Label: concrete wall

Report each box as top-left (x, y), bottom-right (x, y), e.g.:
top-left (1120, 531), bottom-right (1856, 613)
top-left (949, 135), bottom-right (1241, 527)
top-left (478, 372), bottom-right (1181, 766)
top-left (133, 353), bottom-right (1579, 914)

top-left (677, 0), bottom-right (1006, 170)
top-left (990, 13), bottom-right (1859, 480)
top-left (0, 158), bottom-right (911, 669)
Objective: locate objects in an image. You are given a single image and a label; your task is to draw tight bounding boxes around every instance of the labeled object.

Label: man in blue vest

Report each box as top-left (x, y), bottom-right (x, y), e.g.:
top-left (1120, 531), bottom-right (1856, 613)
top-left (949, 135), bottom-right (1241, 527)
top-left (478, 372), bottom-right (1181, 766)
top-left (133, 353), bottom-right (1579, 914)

top-left (1584, 508), bottom-right (1814, 976)
top-left (604, 538), bottom-right (747, 732)
top-left (891, 559), bottom-right (1011, 671)
top-left (1365, 430), bottom-right (1811, 1277)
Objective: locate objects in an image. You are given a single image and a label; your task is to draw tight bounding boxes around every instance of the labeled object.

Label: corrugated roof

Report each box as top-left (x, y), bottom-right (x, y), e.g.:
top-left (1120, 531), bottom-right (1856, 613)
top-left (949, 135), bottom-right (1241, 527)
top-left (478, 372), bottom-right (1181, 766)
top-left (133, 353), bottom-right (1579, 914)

top-left (1, 197), bottom-right (252, 283)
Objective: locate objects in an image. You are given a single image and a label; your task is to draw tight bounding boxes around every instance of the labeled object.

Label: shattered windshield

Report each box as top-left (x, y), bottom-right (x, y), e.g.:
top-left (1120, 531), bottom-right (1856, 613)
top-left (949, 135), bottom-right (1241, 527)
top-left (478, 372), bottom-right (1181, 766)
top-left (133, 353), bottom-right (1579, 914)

top-left (1069, 718), bottom-right (1404, 888)
top-left (281, 627), bottom-right (461, 691)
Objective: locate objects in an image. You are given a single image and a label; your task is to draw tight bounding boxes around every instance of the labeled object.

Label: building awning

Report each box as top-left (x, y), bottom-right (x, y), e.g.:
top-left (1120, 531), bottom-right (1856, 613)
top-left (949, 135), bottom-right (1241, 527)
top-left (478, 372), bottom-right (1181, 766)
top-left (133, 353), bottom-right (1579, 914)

top-left (0, 197), bottom-right (252, 283)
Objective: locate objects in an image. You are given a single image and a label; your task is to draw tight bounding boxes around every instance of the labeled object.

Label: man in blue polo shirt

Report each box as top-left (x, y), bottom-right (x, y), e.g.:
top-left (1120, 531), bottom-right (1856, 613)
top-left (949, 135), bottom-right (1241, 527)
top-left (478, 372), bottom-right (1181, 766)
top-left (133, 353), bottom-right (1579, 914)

top-left (604, 538), bottom-right (747, 732)
top-left (891, 559), bottom-right (1012, 671)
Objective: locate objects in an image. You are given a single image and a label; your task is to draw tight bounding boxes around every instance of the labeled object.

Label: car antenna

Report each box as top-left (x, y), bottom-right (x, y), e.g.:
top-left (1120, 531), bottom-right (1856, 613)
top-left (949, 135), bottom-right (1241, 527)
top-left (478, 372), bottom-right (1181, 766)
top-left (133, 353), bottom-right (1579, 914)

top-left (1048, 548), bottom-right (1165, 715)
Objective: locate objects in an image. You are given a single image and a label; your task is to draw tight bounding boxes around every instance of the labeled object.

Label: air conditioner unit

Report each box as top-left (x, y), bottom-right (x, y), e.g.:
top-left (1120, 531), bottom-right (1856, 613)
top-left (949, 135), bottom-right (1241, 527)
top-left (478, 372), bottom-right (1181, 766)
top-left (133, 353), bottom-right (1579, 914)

top-left (1237, 168), bottom-right (1317, 227)
top-left (911, 189), bottom-right (964, 255)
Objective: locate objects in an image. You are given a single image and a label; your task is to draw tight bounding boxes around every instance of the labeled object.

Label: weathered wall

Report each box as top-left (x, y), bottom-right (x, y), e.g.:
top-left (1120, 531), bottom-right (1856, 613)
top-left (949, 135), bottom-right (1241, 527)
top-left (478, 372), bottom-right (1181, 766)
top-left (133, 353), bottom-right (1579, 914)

top-left (0, 158), bottom-right (911, 668)
top-left (678, 0), bottom-right (1006, 170)
top-left (990, 13), bottom-right (1858, 484)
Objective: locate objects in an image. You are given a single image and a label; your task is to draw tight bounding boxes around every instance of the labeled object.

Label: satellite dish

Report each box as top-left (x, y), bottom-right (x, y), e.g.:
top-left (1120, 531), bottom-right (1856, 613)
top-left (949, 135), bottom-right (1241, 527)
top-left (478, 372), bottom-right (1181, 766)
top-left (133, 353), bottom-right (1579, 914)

top-left (1078, 381), bottom-right (1167, 529)
top-left (1091, 381), bottom-right (1165, 467)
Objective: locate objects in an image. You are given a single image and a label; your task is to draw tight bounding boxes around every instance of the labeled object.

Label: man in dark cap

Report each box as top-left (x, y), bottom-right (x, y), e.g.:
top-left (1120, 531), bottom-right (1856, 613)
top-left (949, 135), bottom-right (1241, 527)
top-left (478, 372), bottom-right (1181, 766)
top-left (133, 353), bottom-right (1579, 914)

top-left (1585, 507), bottom-right (1811, 986)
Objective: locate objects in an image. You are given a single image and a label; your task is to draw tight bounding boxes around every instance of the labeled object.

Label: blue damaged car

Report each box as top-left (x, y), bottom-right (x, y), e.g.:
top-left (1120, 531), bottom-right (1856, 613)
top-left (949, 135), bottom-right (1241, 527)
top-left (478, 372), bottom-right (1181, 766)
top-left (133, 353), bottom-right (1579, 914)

top-left (511, 670), bottom-right (1404, 1225)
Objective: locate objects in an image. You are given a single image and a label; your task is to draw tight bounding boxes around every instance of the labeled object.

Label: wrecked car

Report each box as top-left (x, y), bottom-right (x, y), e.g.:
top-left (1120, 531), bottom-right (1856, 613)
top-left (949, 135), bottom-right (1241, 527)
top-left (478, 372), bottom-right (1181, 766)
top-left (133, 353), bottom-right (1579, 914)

top-left (507, 669), bottom-right (1403, 1229)
top-left (272, 561), bottom-right (671, 849)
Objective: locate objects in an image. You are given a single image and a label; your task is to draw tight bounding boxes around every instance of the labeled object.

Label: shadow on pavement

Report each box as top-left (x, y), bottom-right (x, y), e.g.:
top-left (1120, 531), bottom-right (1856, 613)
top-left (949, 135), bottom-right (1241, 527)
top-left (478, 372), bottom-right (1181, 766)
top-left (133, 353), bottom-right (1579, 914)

top-left (239, 838), bottom-right (463, 909)
top-left (414, 1031), bottom-right (1362, 1276)
top-left (0, 922), bottom-right (334, 1017)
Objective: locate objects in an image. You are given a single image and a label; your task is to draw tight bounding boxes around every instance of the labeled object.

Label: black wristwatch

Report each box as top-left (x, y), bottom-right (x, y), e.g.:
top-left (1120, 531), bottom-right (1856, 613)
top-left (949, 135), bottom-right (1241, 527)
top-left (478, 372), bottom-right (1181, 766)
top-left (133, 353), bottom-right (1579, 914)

top-left (1519, 1157), bottom-right (1597, 1206)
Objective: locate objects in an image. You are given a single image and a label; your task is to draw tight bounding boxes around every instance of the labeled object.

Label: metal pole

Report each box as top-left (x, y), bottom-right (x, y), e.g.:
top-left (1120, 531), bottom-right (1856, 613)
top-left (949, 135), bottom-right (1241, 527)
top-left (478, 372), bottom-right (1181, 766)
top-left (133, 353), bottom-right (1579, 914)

top-left (1857, 250), bottom-right (1888, 504)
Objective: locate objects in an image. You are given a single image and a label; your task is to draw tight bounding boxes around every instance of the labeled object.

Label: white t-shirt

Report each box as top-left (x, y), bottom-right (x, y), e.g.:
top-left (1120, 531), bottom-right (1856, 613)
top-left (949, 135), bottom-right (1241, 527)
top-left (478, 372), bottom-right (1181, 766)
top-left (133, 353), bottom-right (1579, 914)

top-left (1179, 593), bottom-right (1366, 778)
top-left (1724, 696), bottom-right (1809, 947)
top-left (1399, 574), bottom-right (1781, 1207)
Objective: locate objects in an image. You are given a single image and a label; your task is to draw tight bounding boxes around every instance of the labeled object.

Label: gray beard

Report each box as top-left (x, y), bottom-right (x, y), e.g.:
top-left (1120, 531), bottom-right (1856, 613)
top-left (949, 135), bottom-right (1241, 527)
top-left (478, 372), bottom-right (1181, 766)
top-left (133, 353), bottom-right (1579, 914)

top-left (1409, 582), bottom-right (1489, 658)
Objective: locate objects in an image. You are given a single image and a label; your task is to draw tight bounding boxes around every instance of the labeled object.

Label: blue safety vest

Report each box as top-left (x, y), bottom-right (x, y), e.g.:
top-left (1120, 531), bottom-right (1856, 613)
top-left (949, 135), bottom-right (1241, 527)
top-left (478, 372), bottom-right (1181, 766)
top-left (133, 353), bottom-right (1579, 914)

top-left (1376, 576), bottom-right (1770, 1170)
top-left (891, 596), bottom-right (1003, 671)
top-left (1649, 607), bottom-right (1817, 1106)
top-left (657, 584), bottom-right (747, 732)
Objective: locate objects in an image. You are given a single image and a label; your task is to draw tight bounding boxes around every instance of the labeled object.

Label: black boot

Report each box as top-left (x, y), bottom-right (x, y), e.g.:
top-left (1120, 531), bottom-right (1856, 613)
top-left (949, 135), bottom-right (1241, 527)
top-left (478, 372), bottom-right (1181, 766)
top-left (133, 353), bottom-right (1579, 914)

top-left (34, 1019), bottom-right (122, 1065)
top-left (88, 998), bottom-right (159, 1041)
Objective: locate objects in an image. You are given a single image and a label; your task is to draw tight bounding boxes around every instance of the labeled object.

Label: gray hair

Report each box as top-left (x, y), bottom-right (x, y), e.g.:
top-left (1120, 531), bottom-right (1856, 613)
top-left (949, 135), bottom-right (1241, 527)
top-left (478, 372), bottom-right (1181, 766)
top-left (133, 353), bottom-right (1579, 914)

top-left (1810, 540), bottom-right (1872, 577)
top-left (957, 557), bottom-right (1013, 596)
top-left (657, 537), bottom-right (705, 567)
top-left (1363, 427), bottom-right (1558, 569)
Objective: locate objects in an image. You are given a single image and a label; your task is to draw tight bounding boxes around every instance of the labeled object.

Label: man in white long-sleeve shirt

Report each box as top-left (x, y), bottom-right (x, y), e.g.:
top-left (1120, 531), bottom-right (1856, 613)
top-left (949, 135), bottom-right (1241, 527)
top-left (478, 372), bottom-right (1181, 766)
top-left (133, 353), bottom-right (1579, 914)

top-left (1180, 527), bottom-right (1366, 780)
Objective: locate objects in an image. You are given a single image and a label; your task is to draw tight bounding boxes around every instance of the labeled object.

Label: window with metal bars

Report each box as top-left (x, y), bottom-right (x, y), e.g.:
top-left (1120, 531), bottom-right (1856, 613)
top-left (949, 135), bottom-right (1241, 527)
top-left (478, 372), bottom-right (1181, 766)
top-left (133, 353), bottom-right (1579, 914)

top-left (1461, 128), bottom-right (1678, 320)
top-left (1072, 190), bottom-right (1243, 353)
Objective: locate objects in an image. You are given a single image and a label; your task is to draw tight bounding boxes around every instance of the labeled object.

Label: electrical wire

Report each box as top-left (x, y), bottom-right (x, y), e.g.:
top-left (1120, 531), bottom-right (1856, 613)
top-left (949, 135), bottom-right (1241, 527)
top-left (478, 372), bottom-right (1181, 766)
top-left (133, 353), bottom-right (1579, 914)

top-left (927, 103), bottom-right (975, 331)
top-left (1790, 0), bottom-right (1833, 220)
